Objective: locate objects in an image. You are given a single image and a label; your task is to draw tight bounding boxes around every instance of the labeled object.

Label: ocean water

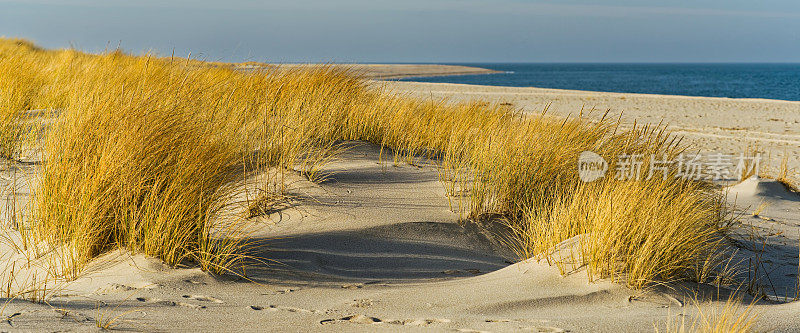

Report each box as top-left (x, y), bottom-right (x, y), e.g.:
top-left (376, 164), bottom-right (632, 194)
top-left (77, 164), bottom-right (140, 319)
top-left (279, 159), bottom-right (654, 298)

top-left (397, 63), bottom-right (800, 102)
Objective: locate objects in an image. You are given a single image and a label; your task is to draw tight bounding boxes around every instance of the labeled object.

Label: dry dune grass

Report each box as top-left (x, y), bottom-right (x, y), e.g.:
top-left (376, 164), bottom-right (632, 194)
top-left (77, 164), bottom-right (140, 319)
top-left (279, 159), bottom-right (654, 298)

top-left (442, 116), bottom-right (733, 288)
top-left (0, 39), bottom-right (47, 159)
top-left (775, 156), bottom-right (800, 192)
top-left (658, 293), bottom-right (758, 333)
top-left (0, 39), bottom-right (736, 294)
top-left (509, 178), bottom-right (729, 289)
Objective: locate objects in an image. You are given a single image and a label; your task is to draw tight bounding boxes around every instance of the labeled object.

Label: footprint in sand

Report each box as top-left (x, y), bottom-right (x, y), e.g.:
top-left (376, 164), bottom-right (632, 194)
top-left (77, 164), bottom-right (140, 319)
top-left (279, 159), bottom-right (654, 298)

top-left (320, 315), bottom-right (450, 327)
top-left (341, 283), bottom-right (364, 289)
top-left (95, 282), bottom-right (158, 295)
top-left (350, 299), bottom-right (373, 308)
top-left (136, 297), bottom-right (206, 309)
top-left (387, 318), bottom-right (451, 326)
top-left (485, 319), bottom-right (513, 323)
top-left (176, 302), bottom-right (207, 310)
top-left (320, 315), bottom-right (382, 325)
top-left (136, 297), bottom-right (175, 306)
top-left (182, 294), bottom-right (224, 303)
top-left (524, 327), bottom-right (567, 333)
top-left (263, 288), bottom-right (298, 295)
top-left (461, 326), bottom-right (566, 333)
top-left (55, 309), bottom-right (94, 322)
top-left (482, 319), bottom-right (567, 332)
top-left (95, 283), bottom-right (136, 294)
top-left (250, 305), bottom-right (319, 314)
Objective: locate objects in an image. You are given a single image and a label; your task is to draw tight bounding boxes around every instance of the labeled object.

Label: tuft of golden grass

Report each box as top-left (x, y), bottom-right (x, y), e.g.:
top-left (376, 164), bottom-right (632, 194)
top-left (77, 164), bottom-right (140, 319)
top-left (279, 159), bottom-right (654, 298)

top-left (507, 177), bottom-right (730, 289)
top-left (441, 114), bottom-right (733, 288)
top-left (775, 156), bottom-right (799, 193)
top-left (0, 38), bottom-right (735, 292)
top-left (658, 293), bottom-right (758, 333)
top-left (94, 291), bottom-right (144, 330)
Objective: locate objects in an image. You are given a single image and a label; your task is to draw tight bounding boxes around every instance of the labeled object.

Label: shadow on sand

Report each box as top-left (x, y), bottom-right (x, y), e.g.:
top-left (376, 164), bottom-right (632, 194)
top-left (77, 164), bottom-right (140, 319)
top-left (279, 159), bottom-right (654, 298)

top-left (238, 221), bottom-right (511, 284)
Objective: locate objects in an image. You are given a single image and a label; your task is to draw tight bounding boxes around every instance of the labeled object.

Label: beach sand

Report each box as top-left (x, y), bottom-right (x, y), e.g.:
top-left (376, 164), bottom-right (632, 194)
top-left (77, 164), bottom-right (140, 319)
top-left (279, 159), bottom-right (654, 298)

top-left (1, 67), bottom-right (799, 332)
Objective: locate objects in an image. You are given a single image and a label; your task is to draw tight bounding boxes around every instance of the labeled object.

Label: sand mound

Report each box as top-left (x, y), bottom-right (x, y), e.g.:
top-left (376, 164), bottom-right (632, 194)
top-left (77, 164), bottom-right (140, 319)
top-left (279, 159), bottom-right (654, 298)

top-left (725, 177), bottom-right (800, 302)
top-left (727, 176), bottom-right (800, 203)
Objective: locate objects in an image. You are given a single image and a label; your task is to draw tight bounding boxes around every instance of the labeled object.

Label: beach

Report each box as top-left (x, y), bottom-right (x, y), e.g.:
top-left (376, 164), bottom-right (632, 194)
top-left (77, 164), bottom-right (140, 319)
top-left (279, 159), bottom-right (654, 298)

top-left (1, 62), bottom-right (798, 332)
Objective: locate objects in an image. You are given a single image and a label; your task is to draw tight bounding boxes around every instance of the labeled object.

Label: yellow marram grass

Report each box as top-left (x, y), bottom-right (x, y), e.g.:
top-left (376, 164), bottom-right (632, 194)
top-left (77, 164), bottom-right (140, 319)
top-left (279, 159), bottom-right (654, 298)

top-left (510, 177), bottom-right (728, 288)
top-left (658, 293), bottom-right (758, 333)
top-left (0, 39), bottom-right (734, 291)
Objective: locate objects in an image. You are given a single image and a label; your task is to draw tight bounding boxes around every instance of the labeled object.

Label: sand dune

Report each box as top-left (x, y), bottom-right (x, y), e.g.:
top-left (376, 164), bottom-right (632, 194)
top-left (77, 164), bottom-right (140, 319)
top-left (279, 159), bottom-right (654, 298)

top-left (1, 139), bottom-right (798, 331)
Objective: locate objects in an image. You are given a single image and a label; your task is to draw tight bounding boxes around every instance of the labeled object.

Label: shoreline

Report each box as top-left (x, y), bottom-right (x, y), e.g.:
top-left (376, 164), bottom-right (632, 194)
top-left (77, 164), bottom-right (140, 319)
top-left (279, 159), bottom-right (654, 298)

top-left (386, 76), bottom-right (800, 104)
top-left (256, 63), bottom-right (799, 103)
top-left (272, 63), bottom-right (502, 79)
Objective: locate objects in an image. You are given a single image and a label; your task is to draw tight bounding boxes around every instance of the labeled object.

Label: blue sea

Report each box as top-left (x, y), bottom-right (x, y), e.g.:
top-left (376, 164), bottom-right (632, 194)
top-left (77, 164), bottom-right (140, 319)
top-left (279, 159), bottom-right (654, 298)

top-left (397, 63), bottom-right (800, 102)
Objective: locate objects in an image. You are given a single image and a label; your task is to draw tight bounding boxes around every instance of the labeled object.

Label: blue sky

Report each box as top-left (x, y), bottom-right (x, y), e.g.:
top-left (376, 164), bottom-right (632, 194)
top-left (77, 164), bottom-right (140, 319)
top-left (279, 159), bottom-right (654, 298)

top-left (1, 0), bottom-right (798, 63)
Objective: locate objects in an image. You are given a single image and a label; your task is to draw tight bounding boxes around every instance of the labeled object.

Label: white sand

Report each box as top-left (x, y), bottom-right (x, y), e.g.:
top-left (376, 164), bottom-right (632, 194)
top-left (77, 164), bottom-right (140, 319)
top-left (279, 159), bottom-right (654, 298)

top-left (1, 71), bottom-right (799, 331)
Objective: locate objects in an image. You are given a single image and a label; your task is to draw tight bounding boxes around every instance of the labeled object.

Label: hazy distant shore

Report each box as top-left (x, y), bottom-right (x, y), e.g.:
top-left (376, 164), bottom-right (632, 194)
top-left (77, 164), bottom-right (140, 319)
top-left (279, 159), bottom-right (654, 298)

top-left (271, 63), bottom-right (501, 79)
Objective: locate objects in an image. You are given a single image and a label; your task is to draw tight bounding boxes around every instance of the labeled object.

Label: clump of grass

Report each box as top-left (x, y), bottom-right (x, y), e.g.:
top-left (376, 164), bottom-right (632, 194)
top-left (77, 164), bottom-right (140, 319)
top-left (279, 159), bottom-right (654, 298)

top-left (442, 114), bottom-right (732, 288)
top-left (247, 191), bottom-right (291, 219)
top-left (94, 291), bottom-right (144, 330)
top-left (508, 177), bottom-right (730, 289)
top-left (658, 293), bottom-right (758, 333)
top-left (0, 50), bottom-right (40, 160)
top-left (37, 88), bottom-right (244, 276)
top-left (751, 202), bottom-right (768, 218)
top-left (28, 51), bottom-right (264, 277)
top-left (775, 156), bottom-right (799, 193)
